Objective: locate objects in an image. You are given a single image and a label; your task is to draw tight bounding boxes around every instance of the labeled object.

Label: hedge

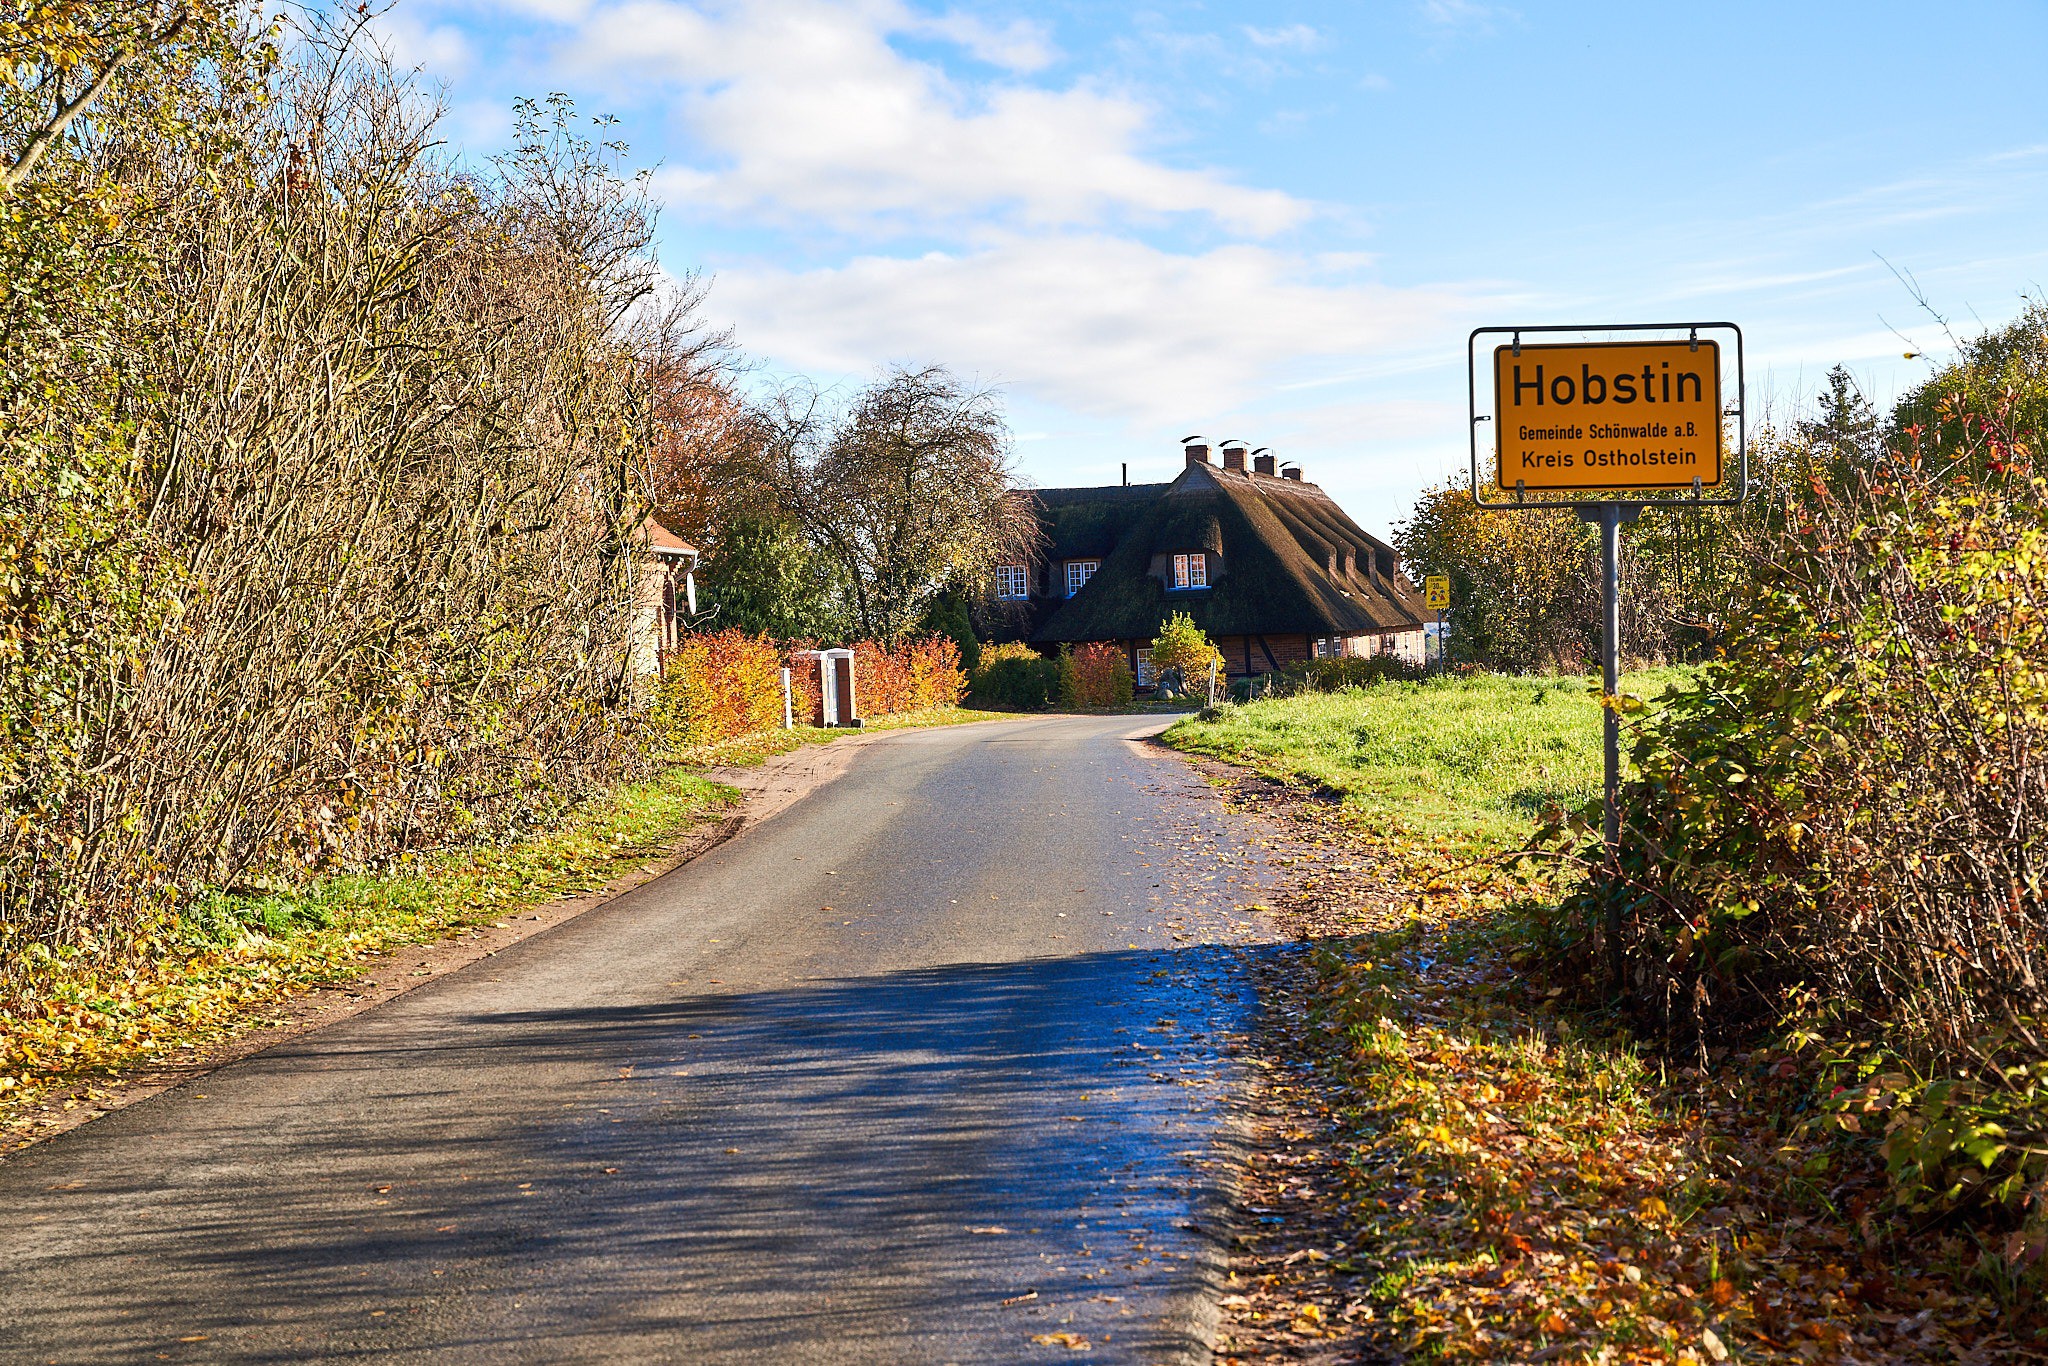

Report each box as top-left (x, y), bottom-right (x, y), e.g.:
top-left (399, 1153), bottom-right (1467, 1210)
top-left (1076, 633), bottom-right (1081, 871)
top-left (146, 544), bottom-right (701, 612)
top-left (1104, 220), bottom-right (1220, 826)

top-left (652, 631), bottom-right (966, 748)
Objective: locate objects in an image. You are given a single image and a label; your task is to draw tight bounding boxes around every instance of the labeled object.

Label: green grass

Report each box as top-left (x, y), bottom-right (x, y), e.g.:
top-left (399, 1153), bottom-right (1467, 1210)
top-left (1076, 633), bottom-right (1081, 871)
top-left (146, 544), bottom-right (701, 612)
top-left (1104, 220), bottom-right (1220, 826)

top-left (1164, 668), bottom-right (1694, 850)
top-left (183, 765), bottom-right (742, 952)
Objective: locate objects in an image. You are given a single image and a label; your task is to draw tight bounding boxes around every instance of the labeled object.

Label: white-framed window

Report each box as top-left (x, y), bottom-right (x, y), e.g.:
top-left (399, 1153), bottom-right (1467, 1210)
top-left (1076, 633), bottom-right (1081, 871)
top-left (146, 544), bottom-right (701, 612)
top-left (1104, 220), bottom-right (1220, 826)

top-left (995, 564), bottom-right (1030, 600)
top-left (1171, 552), bottom-right (1208, 589)
top-left (1065, 559), bottom-right (1099, 597)
top-left (1313, 636), bottom-right (1335, 659)
top-left (1135, 646), bottom-right (1155, 687)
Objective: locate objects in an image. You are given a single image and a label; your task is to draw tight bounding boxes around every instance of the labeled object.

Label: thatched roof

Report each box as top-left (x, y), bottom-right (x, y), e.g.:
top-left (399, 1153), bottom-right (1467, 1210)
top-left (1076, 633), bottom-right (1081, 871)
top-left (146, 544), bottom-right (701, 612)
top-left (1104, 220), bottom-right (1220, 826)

top-left (1029, 462), bottom-right (1425, 643)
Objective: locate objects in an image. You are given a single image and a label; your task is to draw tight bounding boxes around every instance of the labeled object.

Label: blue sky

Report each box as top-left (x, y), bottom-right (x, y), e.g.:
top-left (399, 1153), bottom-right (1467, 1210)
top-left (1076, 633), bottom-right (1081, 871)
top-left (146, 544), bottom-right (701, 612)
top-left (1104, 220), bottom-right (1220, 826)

top-left (379, 0), bottom-right (2048, 535)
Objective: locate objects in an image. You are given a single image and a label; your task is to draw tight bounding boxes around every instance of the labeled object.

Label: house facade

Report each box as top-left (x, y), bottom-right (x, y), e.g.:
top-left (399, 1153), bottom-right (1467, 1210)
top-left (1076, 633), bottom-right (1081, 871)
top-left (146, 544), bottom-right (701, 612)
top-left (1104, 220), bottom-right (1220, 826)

top-left (631, 515), bottom-right (700, 676)
top-left (989, 438), bottom-right (1428, 682)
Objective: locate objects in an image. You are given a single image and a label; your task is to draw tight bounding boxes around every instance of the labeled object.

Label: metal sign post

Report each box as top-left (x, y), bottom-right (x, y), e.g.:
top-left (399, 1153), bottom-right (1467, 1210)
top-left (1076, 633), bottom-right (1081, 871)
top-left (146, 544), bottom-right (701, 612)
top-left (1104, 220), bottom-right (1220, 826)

top-left (1467, 323), bottom-right (1746, 867)
top-left (1579, 503), bottom-right (1639, 851)
top-left (1424, 574), bottom-right (1451, 678)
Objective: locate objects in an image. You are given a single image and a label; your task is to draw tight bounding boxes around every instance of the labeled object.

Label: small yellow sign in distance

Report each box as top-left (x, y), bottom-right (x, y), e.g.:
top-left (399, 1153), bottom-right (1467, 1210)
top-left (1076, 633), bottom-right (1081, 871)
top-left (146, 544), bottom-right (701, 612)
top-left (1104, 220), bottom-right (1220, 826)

top-left (1424, 575), bottom-right (1451, 611)
top-left (1493, 339), bottom-right (1722, 493)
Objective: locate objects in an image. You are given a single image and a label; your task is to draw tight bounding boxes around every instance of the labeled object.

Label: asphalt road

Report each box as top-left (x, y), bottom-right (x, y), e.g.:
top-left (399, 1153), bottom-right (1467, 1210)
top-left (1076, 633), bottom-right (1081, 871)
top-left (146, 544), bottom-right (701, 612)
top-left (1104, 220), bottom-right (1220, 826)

top-left (0, 714), bottom-right (1284, 1364)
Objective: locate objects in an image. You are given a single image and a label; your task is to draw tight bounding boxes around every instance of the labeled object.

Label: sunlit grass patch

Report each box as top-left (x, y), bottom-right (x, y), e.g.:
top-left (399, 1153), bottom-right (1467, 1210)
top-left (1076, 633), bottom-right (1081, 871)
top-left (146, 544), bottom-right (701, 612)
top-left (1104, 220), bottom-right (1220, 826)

top-left (1165, 669), bottom-right (1691, 850)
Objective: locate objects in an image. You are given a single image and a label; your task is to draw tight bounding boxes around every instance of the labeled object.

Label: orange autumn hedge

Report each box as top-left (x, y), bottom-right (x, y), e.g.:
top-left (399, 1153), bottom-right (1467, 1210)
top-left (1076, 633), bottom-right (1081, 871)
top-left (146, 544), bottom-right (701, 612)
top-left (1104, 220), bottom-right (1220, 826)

top-left (853, 636), bottom-right (967, 716)
top-left (649, 630), bottom-right (786, 747)
top-left (652, 630), bottom-right (965, 748)
top-left (1069, 641), bottom-right (1134, 709)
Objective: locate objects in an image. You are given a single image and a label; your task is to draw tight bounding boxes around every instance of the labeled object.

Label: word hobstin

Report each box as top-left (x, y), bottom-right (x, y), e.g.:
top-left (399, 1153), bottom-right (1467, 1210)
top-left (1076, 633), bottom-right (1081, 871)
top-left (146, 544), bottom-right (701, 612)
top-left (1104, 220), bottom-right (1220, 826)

top-left (1505, 361), bottom-right (1705, 408)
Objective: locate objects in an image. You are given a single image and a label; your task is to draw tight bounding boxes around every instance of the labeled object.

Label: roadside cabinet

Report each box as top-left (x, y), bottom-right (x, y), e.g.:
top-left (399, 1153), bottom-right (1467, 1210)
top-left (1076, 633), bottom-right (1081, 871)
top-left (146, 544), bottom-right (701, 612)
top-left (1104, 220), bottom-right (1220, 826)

top-left (791, 648), bottom-right (859, 727)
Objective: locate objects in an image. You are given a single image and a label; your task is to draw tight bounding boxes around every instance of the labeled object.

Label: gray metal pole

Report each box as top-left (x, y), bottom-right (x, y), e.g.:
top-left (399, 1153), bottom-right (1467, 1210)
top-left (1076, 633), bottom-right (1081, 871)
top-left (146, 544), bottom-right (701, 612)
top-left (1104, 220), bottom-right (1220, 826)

top-left (1600, 503), bottom-right (1621, 856)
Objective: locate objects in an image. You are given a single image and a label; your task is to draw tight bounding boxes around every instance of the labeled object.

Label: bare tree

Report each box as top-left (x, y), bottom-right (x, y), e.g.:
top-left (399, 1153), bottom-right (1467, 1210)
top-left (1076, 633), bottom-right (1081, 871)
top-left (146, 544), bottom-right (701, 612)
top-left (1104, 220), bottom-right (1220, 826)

top-left (774, 367), bottom-right (1037, 645)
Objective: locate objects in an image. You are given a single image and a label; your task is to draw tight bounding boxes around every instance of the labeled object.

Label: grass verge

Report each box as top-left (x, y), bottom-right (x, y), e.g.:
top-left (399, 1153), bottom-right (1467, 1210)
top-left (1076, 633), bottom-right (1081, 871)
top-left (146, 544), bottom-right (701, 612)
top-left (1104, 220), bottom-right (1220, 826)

top-left (1, 766), bottom-right (736, 1143)
top-left (1166, 670), bottom-right (1691, 851)
top-left (1169, 680), bottom-right (2036, 1364)
top-left (2, 705), bottom-right (1007, 1144)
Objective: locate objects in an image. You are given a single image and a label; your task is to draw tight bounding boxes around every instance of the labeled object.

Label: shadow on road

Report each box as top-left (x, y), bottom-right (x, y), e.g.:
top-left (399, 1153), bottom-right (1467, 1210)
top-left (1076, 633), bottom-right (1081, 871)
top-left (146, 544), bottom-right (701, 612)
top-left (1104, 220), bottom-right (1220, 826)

top-left (2, 944), bottom-right (1301, 1364)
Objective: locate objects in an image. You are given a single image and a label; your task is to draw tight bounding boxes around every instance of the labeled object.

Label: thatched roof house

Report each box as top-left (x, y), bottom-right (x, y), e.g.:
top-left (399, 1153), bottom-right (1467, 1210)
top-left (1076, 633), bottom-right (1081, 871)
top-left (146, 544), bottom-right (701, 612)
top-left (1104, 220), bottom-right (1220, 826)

top-left (989, 438), bottom-right (1427, 682)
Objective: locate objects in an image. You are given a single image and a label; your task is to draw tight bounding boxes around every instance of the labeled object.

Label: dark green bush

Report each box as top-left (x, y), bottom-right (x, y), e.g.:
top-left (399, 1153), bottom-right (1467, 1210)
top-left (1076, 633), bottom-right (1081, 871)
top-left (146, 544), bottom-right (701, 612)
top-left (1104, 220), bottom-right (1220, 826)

top-left (968, 648), bottom-right (1062, 710)
top-left (1286, 655), bottom-right (1426, 691)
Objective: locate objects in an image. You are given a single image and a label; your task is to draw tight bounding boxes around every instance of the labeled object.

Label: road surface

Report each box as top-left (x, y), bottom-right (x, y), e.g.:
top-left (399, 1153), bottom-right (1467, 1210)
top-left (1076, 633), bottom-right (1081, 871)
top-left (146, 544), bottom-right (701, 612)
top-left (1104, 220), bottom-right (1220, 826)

top-left (0, 714), bottom-right (1281, 1364)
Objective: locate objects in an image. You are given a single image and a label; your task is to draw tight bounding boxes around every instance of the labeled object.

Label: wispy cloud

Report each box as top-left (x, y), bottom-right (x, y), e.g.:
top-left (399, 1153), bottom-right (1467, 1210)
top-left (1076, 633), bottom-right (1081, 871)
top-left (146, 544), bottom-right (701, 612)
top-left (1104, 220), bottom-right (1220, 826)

top-left (1242, 23), bottom-right (1323, 51)
top-left (708, 234), bottom-right (1491, 423)
top-left (1418, 0), bottom-right (1512, 36)
top-left (367, 10), bottom-right (475, 78)
top-left (911, 9), bottom-right (1056, 71)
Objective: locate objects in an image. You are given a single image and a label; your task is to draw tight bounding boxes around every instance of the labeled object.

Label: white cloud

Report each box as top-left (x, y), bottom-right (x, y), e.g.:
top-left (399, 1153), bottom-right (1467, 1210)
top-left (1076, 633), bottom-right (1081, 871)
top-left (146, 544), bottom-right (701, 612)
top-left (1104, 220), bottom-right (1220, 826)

top-left (464, 0), bottom-right (595, 20)
top-left (707, 234), bottom-right (1487, 423)
top-left (1419, 0), bottom-right (1511, 35)
top-left (567, 0), bottom-right (1309, 235)
top-left (368, 11), bottom-right (475, 78)
top-left (1242, 23), bottom-right (1323, 51)
top-left (911, 10), bottom-right (1055, 71)
top-left (1236, 23), bottom-right (1318, 51)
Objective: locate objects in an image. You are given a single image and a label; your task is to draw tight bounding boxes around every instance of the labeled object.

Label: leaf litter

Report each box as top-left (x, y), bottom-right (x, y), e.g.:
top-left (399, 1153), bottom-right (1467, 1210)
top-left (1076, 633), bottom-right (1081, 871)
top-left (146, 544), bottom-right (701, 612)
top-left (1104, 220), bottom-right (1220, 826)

top-left (1193, 761), bottom-right (2040, 1365)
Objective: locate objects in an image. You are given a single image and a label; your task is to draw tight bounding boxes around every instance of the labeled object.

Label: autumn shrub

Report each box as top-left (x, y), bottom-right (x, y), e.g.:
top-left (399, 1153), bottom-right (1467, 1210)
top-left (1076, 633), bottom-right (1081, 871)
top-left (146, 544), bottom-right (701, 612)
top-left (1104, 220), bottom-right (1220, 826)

top-left (899, 634), bottom-right (968, 711)
top-left (651, 630), bottom-right (786, 748)
top-left (977, 641), bottom-right (1041, 669)
top-left (782, 639), bottom-right (821, 724)
top-left (1546, 375), bottom-right (2048, 1259)
top-left (1151, 611), bottom-right (1224, 699)
top-left (852, 634), bottom-right (965, 716)
top-left (851, 640), bottom-right (913, 715)
top-left (1069, 641), bottom-right (1134, 708)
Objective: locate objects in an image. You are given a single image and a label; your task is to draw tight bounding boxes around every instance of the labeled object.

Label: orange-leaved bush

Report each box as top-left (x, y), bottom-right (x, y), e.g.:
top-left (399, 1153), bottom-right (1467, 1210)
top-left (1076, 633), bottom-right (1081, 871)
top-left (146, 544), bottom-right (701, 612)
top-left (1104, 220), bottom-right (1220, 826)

top-left (656, 632), bottom-right (964, 747)
top-left (651, 630), bottom-right (786, 747)
top-left (854, 635), bottom-right (966, 715)
top-left (1069, 642), bottom-right (1134, 708)
top-left (899, 634), bottom-right (968, 712)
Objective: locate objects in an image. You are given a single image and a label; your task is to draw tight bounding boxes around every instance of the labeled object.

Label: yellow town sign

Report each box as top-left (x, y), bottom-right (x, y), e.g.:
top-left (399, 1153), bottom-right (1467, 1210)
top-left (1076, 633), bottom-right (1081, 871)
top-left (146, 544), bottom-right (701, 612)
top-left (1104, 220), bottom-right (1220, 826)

top-left (1492, 339), bottom-right (1722, 494)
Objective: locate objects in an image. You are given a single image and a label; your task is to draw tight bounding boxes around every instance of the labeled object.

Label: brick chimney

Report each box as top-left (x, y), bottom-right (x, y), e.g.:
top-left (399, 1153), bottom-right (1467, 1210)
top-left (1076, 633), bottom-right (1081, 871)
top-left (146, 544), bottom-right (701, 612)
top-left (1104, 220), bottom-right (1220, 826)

top-left (1251, 447), bottom-right (1276, 476)
top-left (1181, 434), bottom-right (1211, 466)
top-left (1220, 439), bottom-right (1248, 472)
top-left (1280, 462), bottom-right (1303, 481)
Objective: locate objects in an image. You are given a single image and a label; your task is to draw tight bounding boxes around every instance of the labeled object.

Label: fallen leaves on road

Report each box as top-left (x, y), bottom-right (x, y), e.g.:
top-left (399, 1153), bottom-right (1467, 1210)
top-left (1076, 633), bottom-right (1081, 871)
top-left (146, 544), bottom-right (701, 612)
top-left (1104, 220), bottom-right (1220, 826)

top-left (1030, 1331), bottom-right (1091, 1350)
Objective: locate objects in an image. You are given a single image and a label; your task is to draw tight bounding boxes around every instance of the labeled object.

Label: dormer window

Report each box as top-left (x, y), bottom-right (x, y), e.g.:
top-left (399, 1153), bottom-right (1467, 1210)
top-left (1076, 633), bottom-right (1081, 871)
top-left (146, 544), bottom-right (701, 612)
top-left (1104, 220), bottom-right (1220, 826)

top-left (1172, 552), bottom-right (1209, 590)
top-left (996, 564), bottom-right (1031, 600)
top-left (1065, 559), bottom-right (1099, 597)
